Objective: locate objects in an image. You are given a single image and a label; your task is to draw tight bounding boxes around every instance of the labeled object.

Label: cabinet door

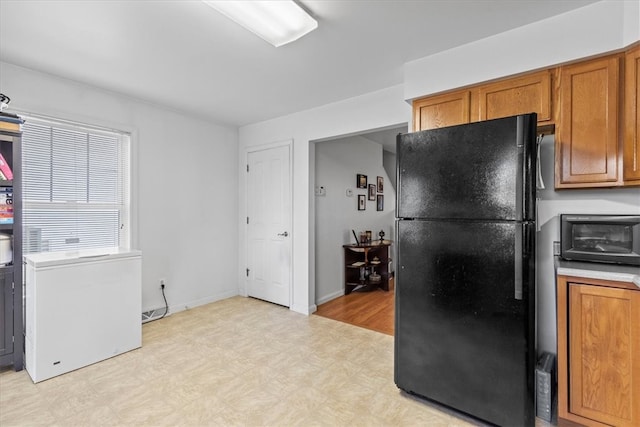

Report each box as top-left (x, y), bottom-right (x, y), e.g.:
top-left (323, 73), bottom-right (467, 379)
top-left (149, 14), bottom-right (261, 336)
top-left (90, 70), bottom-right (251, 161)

top-left (478, 70), bottom-right (551, 123)
top-left (624, 45), bottom-right (640, 184)
top-left (556, 55), bottom-right (621, 188)
top-left (568, 283), bottom-right (640, 427)
top-left (412, 90), bottom-right (470, 131)
top-left (0, 271), bottom-right (12, 357)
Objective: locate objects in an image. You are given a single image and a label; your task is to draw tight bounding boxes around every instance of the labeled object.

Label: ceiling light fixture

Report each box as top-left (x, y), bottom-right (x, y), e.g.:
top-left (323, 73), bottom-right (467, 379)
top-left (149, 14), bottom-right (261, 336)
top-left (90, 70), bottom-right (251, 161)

top-left (203, 1), bottom-right (317, 47)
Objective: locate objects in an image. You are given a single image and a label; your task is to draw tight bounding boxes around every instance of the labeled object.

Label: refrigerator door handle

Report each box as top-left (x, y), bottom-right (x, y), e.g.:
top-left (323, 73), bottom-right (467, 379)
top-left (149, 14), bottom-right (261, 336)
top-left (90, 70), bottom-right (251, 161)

top-left (515, 117), bottom-right (525, 222)
top-left (514, 223), bottom-right (524, 300)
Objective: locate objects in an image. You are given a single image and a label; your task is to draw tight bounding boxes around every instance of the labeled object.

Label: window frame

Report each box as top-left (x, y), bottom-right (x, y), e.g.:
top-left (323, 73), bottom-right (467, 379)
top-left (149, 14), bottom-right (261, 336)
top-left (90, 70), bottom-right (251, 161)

top-left (20, 115), bottom-right (132, 255)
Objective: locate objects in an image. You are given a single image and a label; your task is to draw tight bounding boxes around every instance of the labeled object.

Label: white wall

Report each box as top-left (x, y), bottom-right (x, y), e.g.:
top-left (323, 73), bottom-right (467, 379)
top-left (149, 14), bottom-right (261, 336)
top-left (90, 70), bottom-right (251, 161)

top-left (404, 0), bottom-right (640, 101)
top-left (536, 136), bottom-right (639, 353)
top-left (315, 136), bottom-right (396, 304)
top-left (383, 151), bottom-right (397, 192)
top-left (238, 86), bottom-right (411, 314)
top-left (1, 61), bottom-right (240, 315)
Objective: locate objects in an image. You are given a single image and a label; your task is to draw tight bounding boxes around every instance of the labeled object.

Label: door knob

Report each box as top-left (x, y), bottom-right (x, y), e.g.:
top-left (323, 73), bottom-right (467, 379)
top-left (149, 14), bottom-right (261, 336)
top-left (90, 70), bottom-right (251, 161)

top-left (278, 231), bottom-right (289, 237)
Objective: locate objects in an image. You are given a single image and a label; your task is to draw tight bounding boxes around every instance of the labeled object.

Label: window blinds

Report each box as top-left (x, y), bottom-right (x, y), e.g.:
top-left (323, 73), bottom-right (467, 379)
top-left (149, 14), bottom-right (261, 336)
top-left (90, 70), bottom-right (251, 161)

top-left (21, 117), bottom-right (130, 254)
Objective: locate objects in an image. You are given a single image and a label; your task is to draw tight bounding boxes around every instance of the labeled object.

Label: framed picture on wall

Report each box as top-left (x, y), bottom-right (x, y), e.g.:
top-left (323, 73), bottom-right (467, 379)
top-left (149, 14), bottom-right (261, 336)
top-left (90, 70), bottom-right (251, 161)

top-left (377, 195), bottom-right (384, 211)
top-left (357, 174), bottom-right (367, 189)
top-left (358, 194), bottom-right (366, 210)
top-left (377, 176), bottom-right (384, 193)
top-left (368, 184), bottom-right (376, 200)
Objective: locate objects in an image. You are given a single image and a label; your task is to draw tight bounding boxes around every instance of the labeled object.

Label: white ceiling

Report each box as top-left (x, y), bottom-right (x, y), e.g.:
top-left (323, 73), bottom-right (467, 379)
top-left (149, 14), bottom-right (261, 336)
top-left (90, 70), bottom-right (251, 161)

top-left (0, 0), bottom-right (599, 128)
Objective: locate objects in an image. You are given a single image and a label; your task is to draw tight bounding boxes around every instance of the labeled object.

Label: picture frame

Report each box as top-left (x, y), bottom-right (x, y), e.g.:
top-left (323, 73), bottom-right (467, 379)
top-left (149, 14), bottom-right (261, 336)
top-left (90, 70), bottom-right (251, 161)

top-left (377, 194), bottom-right (384, 211)
top-left (358, 194), bottom-right (366, 210)
top-left (377, 176), bottom-right (384, 193)
top-left (368, 184), bottom-right (376, 201)
top-left (357, 174), bottom-right (367, 189)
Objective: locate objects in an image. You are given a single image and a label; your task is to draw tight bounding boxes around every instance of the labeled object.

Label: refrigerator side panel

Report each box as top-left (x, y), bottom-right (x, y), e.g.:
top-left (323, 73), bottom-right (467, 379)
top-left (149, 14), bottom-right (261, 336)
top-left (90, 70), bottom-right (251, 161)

top-left (395, 219), bottom-right (535, 426)
top-left (397, 114), bottom-right (536, 221)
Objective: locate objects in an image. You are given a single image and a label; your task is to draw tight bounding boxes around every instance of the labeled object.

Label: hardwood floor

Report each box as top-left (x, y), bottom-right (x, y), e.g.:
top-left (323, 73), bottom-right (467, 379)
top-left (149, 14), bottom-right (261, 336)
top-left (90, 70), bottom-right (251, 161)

top-left (315, 281), bottom-right (394, 336)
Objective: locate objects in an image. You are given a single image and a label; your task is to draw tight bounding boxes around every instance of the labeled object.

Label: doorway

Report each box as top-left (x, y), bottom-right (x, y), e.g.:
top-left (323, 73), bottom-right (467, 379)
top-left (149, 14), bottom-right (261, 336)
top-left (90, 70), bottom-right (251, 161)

top-left (313, 124), bottom-right (406, 332)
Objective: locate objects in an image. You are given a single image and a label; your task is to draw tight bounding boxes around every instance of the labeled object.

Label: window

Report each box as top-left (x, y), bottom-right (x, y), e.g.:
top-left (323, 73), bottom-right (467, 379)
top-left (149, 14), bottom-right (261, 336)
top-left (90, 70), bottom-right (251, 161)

top-left (21, 117), bottom-right (130, 254)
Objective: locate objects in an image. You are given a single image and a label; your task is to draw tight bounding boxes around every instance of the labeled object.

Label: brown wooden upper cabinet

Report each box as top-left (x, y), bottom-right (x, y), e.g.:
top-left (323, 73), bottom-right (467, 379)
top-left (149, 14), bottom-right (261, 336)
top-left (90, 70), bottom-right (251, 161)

top-left (555, 55), bottom-right (621, 188)
top-left (412, 44), bottom-right (640, 189)
top-left (624, 45), bottom-right (640, 184)
top-left (412, 90), bottom-right (470, 132)
top-left (477, 70), bottom-right (552, 124)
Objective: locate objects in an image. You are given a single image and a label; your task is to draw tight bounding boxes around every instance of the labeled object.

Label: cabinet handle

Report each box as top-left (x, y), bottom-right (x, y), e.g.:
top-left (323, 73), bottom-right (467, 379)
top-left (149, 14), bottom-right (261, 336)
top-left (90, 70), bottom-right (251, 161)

top-left (278, 231), bottom-right (289, 237)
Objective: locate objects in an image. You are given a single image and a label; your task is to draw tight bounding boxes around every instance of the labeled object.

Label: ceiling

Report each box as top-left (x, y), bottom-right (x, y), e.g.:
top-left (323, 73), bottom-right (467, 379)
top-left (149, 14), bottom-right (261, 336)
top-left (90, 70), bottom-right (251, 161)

top-left (0, 0), bottom-right (599, 128)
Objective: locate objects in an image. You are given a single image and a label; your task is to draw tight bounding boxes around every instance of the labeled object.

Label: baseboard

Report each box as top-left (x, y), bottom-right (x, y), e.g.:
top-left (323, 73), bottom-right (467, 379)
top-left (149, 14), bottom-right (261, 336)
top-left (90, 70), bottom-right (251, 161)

top-left (165, 289), bottom-right (240, 316)
top-left (290, 302), bottom-right (315, 315)
top-left (316, 289), bottom-right (345, 306)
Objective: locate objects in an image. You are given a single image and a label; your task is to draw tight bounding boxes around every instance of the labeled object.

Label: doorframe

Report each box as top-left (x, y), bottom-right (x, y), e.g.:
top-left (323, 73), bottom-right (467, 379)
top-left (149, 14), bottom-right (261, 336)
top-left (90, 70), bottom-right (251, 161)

top-left (242, 139), bottom-right (293, 307)
top-left (310, 124), bottom-right (406, 308)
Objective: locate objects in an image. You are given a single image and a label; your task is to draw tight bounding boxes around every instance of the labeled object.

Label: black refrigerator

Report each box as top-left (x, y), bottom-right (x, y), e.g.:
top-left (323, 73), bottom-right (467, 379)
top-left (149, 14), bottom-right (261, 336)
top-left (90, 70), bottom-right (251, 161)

top-left (394, 113), bottom-right (537, 426)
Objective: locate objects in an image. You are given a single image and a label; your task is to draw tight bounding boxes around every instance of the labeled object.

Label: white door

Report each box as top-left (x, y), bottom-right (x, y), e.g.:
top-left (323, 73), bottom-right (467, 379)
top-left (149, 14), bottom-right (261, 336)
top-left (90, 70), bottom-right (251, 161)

top-left (246, 144), bottom-right (291, 307)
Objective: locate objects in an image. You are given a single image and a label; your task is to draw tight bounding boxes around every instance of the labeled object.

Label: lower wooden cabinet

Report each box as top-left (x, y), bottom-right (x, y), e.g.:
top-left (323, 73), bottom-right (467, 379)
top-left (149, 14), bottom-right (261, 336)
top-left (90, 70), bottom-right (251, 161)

top-left (557, 275), bottom-right (640, 427)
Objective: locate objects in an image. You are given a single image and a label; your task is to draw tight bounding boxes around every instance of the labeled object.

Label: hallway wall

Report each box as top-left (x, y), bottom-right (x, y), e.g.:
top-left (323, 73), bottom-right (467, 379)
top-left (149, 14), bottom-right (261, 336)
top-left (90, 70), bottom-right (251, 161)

top-left (315, 135), bottom-right (396, 304)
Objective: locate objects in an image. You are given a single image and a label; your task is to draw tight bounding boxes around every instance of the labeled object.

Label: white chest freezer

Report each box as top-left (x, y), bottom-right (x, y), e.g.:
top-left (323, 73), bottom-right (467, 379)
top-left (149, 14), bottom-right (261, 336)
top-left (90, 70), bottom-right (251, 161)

top-left (24, 248), bottom-right (142, 382)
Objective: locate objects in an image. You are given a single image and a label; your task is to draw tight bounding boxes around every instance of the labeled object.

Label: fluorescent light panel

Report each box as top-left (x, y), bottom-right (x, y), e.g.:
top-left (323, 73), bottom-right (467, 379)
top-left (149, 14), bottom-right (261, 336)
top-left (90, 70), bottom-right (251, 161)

top-left (203, 1), bottom-right (317, 47)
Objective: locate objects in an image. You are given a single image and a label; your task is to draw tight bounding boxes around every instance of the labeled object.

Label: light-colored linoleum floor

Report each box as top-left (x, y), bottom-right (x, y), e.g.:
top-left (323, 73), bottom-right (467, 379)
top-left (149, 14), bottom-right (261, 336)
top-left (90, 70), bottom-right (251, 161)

top-left (0, 296), bottom-right (551, 426)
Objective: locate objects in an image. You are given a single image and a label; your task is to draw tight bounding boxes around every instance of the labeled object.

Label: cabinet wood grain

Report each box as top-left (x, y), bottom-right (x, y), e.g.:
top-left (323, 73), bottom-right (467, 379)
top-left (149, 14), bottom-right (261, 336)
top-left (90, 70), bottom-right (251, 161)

top-left (478, 70), bottom-right (551, 123)
top-left (556, 55), bottom-right (621, 188)
top-left (624, 45), bottom-right (640, 183)
top-left (569, 284), bottom-right (639, 426)
top-left (413, 90), bottom-right (470, 131)
top-left (557, 275), bottom-right (640, 427)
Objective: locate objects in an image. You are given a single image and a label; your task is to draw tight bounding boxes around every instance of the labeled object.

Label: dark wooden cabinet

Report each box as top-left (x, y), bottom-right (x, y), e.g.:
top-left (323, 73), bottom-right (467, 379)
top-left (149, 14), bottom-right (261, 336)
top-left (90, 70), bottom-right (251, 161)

top-left (557, 274), bottom-right (640, 427)
top-left (0, 117), bottom-right (23, 371)
top-left (343, 242), bottom-right (391, 294)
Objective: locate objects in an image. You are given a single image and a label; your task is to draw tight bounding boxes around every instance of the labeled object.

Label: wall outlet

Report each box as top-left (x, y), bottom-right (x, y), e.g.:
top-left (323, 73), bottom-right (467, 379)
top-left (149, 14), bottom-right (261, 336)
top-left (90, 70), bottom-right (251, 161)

top-left (160, 278), bottom-right (166, 288)
top-left (553, 241), bottom-right (561, 256)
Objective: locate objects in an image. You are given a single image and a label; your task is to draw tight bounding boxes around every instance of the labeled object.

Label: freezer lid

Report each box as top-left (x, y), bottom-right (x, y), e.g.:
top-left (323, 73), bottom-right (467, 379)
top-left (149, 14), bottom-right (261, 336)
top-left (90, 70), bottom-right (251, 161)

top-left (24, 247), bottom-right (142, 268)
top-left (396, 114), bottom-right (537, 221)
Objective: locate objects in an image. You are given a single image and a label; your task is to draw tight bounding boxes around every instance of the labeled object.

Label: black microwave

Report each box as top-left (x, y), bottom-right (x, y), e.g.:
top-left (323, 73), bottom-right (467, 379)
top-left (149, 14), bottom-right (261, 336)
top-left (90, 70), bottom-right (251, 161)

top-left (560, 214), bottom-right (640, 266)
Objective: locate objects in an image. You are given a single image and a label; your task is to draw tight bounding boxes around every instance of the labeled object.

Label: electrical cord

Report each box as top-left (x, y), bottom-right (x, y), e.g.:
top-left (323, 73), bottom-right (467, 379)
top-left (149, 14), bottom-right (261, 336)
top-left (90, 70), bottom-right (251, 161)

top-left (146, 283), bottom-right (169, 323)
top-left (159, 284), bottom-right (168, 319)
